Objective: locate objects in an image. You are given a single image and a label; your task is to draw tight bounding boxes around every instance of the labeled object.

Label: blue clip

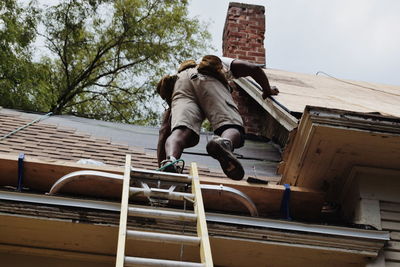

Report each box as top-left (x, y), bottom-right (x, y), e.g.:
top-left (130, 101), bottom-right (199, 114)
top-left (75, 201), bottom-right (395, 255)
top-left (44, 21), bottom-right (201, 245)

top-left (17, 153), bottom-right (25, 191)
top-left (280, 183), bottom-right (292, 220)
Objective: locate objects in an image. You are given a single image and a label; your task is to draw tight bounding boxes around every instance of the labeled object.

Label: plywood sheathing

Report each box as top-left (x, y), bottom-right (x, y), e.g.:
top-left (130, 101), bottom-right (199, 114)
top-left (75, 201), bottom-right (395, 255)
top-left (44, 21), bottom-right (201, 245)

top-left (265, 69), bottom-right (400, 117)
top-left (280, 106), bottom-right (400, 203)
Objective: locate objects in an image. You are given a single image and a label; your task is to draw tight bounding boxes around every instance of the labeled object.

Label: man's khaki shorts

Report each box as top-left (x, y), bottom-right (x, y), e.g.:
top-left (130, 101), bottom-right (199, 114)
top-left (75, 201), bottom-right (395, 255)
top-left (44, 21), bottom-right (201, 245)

top-left (171, 67), bottom-right (244, 136)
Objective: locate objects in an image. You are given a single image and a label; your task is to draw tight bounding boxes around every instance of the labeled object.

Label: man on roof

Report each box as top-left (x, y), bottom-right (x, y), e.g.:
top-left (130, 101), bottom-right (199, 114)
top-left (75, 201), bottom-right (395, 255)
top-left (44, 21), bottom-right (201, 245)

top-left (157, 55), bottom-right (278, 180)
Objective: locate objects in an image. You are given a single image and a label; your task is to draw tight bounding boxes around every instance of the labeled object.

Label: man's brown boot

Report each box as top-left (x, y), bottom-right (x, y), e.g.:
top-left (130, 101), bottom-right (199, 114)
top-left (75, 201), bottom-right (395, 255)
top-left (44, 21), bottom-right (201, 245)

top-left (206, 137), bottom-right (244, 180)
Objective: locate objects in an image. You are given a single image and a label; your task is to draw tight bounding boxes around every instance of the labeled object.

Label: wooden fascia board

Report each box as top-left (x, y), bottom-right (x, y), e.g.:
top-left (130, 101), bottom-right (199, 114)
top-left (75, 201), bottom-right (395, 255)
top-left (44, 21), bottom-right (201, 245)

top-left (0, 212), bottom-right (387, 265)
top-left (0, 243), bottom-right (114, 263)
top-left (0, 190), bottom-right (388, 242)
top-left (280, 109), bottom-right (315, 186)
top-left (234, 77), bottom-right (299, 131)
top-left (0, 153), bottom-right (325, 218)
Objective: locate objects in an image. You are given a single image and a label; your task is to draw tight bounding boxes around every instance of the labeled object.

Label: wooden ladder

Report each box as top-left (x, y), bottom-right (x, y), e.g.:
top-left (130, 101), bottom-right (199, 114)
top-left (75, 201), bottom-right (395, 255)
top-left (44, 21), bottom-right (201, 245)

top-left (116, 155), bottom-right (213, 267)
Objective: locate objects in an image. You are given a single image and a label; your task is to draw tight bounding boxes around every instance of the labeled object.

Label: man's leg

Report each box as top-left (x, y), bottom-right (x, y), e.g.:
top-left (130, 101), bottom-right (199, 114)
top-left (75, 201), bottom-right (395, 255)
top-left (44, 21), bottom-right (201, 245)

top-left (220, 128), bottom-right (242, 149)
top-left (165, 127), bottom-right (199, 159)
top-left (162, 127), bottom-right (199, 172)
top-left (206, 127), bottom-right (245, 180)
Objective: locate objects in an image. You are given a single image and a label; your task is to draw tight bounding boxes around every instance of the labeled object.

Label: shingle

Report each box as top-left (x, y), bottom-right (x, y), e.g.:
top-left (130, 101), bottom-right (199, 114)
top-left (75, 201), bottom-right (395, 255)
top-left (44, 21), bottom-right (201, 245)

top-left (0, 110), bottom-right (282, 181)
top-left (0, 113), bottom-right (205, 176)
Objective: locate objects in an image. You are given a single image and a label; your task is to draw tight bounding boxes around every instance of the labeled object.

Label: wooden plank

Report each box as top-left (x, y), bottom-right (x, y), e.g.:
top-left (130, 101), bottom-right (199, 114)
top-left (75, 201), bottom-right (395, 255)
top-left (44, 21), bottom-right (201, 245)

top-left (191, 162), bottom-right (213, 267)
top-left (263, 68), bottom-right (400, 117)
top-left (0, 214), bottom-right (119, 255)
top-left (0, 213), bottom-right (378, 267)
top-left (280, 110), bottom-right (315, 186)
top-left (200, 176), bottom-right (324, 219)
top-left (234, 77), bottom-right (298, 131)
top-left (115, 155), bottom-right (131, 267)
top-left (0, 199), bottom-right (385, 254)
top-left (0, 152), bottom-right (124, 195)
top-left (0, 153), bottom-right (325, 219)
top-left (0, 243), bottom-right (114, 263)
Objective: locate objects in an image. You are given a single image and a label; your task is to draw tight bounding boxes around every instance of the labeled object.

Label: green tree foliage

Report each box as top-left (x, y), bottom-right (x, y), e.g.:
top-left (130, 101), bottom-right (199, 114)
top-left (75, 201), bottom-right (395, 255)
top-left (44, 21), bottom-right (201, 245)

top-left (0, 0), bottom-right (42, 111)
top-left (0, 0), bottom-right (210, 125)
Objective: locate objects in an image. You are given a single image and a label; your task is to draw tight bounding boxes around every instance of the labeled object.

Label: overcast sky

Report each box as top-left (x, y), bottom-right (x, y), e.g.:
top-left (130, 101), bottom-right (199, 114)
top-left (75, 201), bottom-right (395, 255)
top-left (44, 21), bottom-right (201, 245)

top-left (189, 0), bottom-right (400, 86)
top-left (36, 0), bottom-right (400, 86)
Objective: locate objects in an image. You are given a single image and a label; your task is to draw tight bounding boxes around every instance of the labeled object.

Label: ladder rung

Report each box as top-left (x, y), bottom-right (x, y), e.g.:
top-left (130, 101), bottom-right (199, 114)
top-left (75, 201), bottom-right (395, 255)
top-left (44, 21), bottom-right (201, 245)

top-left (131, 168), bottom-right (192, 184)
top-left (128, 207), bottom-right (197, 222)
top-left (126, 230), bottom-right (200, 246)
top-left (125, 256), bottom-right (204, 267)
top-left (130, 187), bottom-right (194, 201)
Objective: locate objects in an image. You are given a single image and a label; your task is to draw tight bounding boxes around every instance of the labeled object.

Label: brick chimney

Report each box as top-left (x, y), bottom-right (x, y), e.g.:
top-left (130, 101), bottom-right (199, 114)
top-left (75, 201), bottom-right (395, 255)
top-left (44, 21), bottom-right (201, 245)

top-left (223, 2), bottom-right (265, 65)
top-left (223, 2), bottom-right (268, 139)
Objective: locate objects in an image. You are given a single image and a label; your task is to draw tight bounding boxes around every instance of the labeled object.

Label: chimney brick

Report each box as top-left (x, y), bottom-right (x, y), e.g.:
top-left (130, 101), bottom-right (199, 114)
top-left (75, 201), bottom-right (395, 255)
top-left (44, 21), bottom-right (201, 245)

top-left (223, 2), bottom-right (266, 65)
top-left (223, 2), bottom-right (268, 139)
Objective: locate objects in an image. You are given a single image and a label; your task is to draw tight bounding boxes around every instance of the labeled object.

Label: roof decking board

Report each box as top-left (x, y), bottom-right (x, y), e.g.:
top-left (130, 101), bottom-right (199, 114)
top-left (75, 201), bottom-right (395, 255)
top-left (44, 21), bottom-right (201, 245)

top-left (265, 68), bottom-right (400, 117)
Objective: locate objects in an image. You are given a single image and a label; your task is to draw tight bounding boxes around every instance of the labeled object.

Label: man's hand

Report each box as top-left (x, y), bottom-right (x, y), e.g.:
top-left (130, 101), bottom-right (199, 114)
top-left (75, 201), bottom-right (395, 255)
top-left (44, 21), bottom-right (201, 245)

top-left (262, 86), bottom-right (279, 99)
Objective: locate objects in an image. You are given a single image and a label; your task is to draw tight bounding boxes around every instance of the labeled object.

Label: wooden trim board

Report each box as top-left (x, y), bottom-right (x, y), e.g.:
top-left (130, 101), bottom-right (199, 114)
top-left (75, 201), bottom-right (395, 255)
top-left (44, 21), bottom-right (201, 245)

top-left (0, 213), bottom-right (385, 267)
top-left (0, 152), bottom-right (324, 219)
top-left (280, 106), bottom-right (400, 204)
top-left (234, 77), bottom-right (299, 131)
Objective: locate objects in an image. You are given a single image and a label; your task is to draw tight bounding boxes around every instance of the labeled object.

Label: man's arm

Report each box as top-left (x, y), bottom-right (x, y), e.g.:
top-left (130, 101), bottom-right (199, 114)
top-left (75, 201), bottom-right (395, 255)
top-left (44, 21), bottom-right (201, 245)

top-left (230, 59), bottom-right (279, 99)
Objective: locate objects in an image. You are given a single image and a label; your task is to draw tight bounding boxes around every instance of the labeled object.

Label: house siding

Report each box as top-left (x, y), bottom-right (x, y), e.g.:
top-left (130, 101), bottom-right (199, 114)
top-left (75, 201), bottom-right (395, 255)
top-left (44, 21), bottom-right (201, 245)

top-left (381, 201), bottom-right (400, 265)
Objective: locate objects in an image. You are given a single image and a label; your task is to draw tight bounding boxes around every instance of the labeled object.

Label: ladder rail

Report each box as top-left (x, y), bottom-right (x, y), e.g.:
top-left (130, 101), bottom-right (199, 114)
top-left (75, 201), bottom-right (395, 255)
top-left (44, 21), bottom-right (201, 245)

top-left (116, 155), bottom-right (132, 267)
top-left (191, 162), bottom-right (214, 267)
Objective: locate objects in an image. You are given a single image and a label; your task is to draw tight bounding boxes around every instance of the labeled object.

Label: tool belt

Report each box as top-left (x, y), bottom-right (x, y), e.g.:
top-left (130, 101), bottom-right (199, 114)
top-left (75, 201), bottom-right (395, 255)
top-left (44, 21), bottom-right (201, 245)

top-left (156, 56), bottom-right (229, 106)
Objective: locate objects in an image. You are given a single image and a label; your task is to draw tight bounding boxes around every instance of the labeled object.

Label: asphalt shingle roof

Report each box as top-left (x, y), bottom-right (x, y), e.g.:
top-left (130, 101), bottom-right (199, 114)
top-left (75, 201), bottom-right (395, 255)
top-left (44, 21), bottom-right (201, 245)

top-left (0, 110), bottom-right (228, 178)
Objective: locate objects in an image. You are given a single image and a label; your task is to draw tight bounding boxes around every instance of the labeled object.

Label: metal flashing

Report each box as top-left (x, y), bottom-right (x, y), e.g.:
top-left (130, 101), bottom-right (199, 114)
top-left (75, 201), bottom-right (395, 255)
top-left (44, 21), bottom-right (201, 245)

top-left (207, 213), bottom-right (390, 241)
